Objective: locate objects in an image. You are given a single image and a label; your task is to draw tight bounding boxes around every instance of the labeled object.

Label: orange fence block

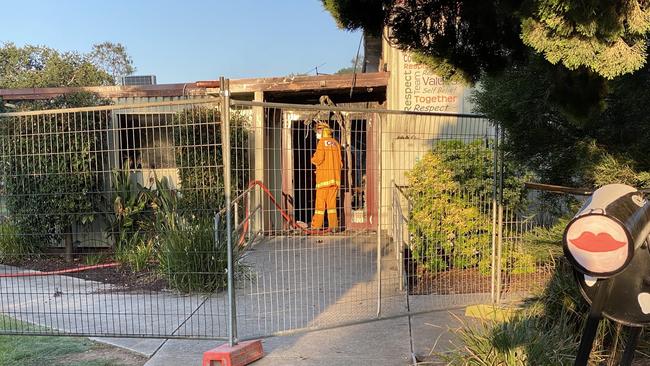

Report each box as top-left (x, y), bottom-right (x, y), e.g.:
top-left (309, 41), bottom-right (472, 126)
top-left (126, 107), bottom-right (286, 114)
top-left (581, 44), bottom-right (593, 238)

top-left (202, 340), bottom-right (264, 366)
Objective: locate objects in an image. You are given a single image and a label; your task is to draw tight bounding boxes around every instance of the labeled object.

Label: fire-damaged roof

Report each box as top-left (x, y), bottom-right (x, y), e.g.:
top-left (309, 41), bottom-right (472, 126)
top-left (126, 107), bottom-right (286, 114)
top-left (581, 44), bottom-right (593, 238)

top-left (0, 72), bottom-right (388, 104)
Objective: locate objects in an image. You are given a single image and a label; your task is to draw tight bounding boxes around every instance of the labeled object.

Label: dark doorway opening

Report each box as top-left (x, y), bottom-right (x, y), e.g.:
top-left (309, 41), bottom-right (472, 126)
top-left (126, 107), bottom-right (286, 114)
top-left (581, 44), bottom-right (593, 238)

top-left (350, 119), bottom-right (367, 211)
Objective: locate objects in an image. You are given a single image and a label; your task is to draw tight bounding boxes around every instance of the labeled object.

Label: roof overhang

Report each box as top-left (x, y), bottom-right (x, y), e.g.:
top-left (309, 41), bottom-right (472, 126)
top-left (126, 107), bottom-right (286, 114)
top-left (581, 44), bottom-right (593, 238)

top-left (0, 72), bottom-right (389, 102)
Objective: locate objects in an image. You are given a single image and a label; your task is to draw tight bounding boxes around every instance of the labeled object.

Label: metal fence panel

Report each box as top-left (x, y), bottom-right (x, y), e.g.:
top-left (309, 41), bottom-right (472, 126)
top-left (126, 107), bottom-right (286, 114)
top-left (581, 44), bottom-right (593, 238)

top-left (226, 99), bottom-right (516, 339)
top-left (0, 98), bottom-right (232, 339)
top-left (228, 101), bottom-right (387, 339)
top-left (0, 92), bottom-right (558, 341)
top-left (381, 111), bottom-right (497, 313)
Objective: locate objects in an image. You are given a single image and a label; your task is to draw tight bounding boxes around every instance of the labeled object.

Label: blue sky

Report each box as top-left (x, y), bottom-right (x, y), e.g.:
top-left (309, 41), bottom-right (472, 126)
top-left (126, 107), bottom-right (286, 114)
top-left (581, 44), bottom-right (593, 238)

top-left (0, 0), bottom-right (362, 84)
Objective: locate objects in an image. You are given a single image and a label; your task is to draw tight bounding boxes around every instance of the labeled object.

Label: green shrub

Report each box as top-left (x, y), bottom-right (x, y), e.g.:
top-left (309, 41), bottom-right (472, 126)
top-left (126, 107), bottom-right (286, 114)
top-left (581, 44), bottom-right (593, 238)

top-left (104, 169), bottom-right (153, 249)
top-left (443, 312), bottom-right (585, 365)
top-left (173, 108), bottom-right (250, 216)
top-left (82, 253), bottom-right (109, 266)
top-left (148, 175), bottom-right (182, 232)
top-left (157, 217), bottom-right (238, 293)
top-left (520, 217), bottom-right (569, 265)
top-left (102, 169), bottom-right (159, 272)
top-left (478, 248), bottom-right (538, 277)
top-left (0, 93), bottom-right (111, 250)
top-left (0, 220), bottom-right (28, 261)
top-left (406, 139), bottom-right (529, 272)
top-left (114, 232), bottom-right (154, 272)
top-left (98, 107), bottom-right (251, 289)
top-left (152, 171), bottom-right (246, 293)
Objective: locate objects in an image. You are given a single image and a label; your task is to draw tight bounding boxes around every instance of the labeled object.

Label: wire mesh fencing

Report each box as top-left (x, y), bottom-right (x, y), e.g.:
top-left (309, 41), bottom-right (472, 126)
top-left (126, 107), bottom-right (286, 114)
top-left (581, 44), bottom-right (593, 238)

top-left (0, 89), bottom-right (564, 341)
top-left (0, 98), bottom-right (235, 339)
top-left (228, 100), bottom-right (387, 339)
top-left (382, 112), bottom-right (500, 312)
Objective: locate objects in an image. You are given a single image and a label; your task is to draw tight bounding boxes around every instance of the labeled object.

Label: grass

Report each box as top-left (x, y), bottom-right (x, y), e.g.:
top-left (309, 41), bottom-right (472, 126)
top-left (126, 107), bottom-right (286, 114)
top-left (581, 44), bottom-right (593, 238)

top-left (0, 315), bottom-right (145, 366)
top-left (441, 261), bottom-right (649, 365)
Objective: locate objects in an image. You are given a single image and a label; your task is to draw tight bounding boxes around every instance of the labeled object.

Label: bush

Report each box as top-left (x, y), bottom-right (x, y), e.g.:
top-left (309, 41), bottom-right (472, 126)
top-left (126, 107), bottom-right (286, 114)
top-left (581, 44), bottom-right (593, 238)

top-left (98, 106), bottom-right (251, 291)
top-left (173, 107), bottom-right (250, 216)
top-left (157, 217), bottom-right (238, 293)
top-left (406, 139), bottom-right (529, 273)
top-left (520, 217), bottom-right (569, 264)
top-left (105, 170), bottom-right (153, 249)
top-left (0, 93), bottom-right (111, 250)
top-left (151, 173), bottom-right (245, 293)
top-left (443, 312), bottom-right (584, 365)
top-left (104, 170), bottom-right (243, 292)
top-left (478, 248), bottom-right (538, 277)
top-left (0, 221), bottom-right (28, 262)
top-left (114, 232), bottom-right (154, 272)
top-left (102, 169), bottom-right (158, 272)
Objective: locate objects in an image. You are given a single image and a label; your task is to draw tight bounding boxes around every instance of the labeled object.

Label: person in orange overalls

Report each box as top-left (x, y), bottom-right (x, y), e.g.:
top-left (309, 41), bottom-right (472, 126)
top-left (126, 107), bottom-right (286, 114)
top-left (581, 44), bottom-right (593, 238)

top-left (311, 121), bottom-right (342, 230)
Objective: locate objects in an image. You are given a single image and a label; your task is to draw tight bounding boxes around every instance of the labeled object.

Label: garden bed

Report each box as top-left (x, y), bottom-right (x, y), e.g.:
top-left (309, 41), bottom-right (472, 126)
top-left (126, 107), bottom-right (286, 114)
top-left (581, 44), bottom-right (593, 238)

top-left (408, 265), bottom-right (555, 295)
top-left (1, 256), bottom-right (168, 292)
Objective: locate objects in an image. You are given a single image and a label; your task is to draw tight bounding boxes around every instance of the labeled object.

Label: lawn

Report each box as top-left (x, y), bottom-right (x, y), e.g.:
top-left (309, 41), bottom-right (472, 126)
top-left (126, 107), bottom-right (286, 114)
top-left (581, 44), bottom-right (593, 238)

top-left (0, 315), bottom-right (147, 366)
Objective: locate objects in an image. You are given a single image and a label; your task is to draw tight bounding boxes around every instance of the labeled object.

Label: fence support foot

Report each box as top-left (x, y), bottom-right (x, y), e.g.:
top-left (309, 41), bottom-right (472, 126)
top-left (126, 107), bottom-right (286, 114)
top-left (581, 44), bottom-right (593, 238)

top-left (202, 340), bottom-right (264, 366)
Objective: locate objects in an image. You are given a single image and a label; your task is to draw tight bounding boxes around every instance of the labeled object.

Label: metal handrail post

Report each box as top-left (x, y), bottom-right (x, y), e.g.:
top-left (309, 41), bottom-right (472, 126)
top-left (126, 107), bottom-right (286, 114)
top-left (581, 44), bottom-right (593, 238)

top-left (221, 77), bottom-right (237, 346)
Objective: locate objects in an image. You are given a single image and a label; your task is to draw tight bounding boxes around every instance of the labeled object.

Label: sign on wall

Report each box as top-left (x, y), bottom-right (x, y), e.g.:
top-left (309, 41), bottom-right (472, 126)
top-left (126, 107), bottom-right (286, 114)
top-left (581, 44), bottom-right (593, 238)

top-left (398, 53), bottom-right (464, 113)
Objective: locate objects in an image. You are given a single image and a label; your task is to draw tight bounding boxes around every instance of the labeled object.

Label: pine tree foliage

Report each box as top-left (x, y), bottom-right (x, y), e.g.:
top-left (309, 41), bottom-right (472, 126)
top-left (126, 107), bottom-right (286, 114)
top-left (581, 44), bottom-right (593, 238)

top-left (387, 0), bottom-right (526, 83)
top-left (521, 0), bottom-right (650, 79)
top-left (322, 0), bottom-right (650, 82)
top-left (472, 56), bottom-right (650, 188)
top-left (321, 0), bottom-right (387, 35)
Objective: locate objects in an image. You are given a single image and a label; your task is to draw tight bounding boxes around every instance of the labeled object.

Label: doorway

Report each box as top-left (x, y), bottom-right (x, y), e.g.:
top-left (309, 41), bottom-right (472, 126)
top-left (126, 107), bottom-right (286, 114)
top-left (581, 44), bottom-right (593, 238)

top-left (290, 120), bottom-right (343, 225)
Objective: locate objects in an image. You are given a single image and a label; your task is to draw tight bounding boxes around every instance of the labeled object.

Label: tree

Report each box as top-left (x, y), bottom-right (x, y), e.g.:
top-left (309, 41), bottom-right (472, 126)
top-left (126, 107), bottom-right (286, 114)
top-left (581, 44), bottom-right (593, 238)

top-left (472, 55), bottom-right (650, 189)
top-left (89, 42), bottom-right (135, 83)
top-left (322, 1), bottom-right (650, 82)
top-left (173, 108), bottom-right (250, 216)
top-left (335, 56), bottom-right (363, 74)
top-left (322, 1), bottom-right (385, 72)
top-left (324, 0), bottom-right (650, 187)
top-left (0, 42), bottom-right (134, 88)
top-left (321, 0), bottom-right (385, 36)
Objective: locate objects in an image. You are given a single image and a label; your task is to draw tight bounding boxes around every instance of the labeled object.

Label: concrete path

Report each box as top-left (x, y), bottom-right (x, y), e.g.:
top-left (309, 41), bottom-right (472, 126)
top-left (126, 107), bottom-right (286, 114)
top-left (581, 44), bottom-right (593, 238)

top-left (139, 309), bottom-right (466, 366)
top-left (1, 233), bottom-right (488, 365)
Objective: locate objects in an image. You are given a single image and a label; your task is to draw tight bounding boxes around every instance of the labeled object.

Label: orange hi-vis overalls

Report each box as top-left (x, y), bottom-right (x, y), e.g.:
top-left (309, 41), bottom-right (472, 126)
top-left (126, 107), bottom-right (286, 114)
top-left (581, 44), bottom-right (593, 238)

top-left (311, 136), bottom-right (342, 229)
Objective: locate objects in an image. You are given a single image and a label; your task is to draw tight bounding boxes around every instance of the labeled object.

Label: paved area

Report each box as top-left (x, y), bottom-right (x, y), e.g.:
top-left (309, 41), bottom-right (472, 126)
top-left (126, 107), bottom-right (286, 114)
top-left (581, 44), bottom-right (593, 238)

top-left (136, 309), bottom-right (466, 366)
top-left (1, 233), bottom-right (486, 365)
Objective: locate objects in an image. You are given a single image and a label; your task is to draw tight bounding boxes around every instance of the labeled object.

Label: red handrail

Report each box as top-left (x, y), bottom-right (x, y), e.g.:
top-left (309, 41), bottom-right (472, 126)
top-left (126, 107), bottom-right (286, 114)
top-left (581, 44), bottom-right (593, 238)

top-left (241, 180), bottom-right (331, 239)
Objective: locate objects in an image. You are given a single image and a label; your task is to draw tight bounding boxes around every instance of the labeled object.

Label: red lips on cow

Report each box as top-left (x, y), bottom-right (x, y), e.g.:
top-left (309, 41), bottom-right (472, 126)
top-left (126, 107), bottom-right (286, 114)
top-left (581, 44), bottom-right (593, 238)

top-left (570, 232), bottom-right (627, 252)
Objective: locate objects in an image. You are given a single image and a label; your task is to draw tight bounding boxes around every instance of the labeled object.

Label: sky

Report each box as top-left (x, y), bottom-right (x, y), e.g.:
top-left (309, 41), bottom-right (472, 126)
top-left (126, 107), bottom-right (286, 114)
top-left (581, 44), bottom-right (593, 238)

top-left (0, 0), bottom-right (363, 84)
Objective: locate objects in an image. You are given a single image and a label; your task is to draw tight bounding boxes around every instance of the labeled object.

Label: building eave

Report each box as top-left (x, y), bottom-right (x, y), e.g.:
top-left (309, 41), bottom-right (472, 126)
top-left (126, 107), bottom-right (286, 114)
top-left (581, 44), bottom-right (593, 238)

top-left (0, 72), bottom-right (389, 101)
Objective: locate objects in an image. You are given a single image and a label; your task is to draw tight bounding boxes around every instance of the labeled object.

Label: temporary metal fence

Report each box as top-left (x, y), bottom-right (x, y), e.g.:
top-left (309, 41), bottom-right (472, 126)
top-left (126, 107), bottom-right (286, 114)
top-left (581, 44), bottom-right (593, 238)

top-left (0, 97), bottom-right (233, 339)
top-left (0, 80), bottom-right (558, 342)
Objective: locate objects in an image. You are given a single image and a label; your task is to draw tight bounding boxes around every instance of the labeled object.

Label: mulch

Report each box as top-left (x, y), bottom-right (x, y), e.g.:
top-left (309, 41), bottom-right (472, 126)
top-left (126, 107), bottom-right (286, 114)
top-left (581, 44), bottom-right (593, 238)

top-left (4, 254), bottom-right (555, 296)
top-left (1, 256), bottom-right (168, 293)
top-left (408, 265), bottom-right (555, 295)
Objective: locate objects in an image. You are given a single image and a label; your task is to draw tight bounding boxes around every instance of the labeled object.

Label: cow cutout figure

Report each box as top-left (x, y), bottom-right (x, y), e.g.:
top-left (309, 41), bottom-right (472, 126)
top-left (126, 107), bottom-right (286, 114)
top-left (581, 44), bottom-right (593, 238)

top-left (563, 184), bottom-right (650, 365)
